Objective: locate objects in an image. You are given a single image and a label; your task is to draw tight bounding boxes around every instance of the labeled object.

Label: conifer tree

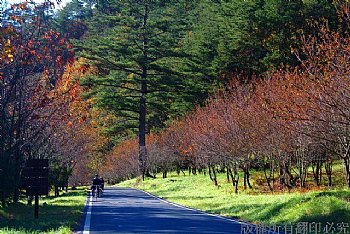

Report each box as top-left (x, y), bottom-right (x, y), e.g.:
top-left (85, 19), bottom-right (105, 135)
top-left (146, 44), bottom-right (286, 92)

top-left (76, 0), bottom-right (207, 178)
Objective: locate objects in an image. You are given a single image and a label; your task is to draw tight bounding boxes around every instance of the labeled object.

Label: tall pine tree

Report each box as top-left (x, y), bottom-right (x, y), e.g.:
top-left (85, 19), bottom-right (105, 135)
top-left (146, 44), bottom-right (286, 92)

top-left (75, 0), bottom-right (207, 178)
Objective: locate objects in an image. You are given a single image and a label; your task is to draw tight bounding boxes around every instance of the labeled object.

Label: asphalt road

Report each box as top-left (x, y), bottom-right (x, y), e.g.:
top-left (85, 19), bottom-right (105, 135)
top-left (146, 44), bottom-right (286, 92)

top-left (78, 187), bottom-right (247, 234)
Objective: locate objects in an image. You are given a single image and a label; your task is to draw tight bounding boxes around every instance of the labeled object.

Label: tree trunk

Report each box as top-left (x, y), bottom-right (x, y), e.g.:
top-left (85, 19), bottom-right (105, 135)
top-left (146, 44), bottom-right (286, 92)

top-left (208, 165), bottom-right (218, 186)
top-left (138, 0), bottom-right (149, 181)
top-left (192, 167), bottom-right (197, 175)
top-left (13, 78), bottom-right (24, 204)
top-left (279, 163), bottom-right (286, 188)
top-left (226, 166), bottom-right (230, 183)
top-left (233, 165), bottom-right (239, 194)
top-left (247, 173), bottom-right (252, 189)
top-left (272, 162), bottom-right (275, 189)
top-left (212, 166), bottom-right (218, 186)
top-left (243, 163), bottom-right (252, 189)
top-left (138, 79), bottom-right (147, 180)
top-left (299, 162), bottom-right (307, 188)
top-left (325, 159), bottom-right (333, 187)
top-left (280, 162), bottom-right (293, 189)
top-left (264, 164), bottom-right (274, 192)
top-left (55, 185), bottom-right (59, 197)
top-left (208, 166), bottom-right (213, 181)
top-left (228, 168), bottom-right (234, 186)
top-left (181, 168), bottom-right (186, 176)
top-left (312, 160), bottom-right (322, 186)
top-left (344, 157), bottom-right (350, 187)
top-left (228, 165), bottom-right (239, 194)
top-left (198, 168), bottom-right (203, 174)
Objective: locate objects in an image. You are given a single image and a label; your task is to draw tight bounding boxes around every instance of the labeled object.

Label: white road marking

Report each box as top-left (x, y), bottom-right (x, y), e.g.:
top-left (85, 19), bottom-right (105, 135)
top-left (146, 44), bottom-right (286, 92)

top-left (83, 187), bottom-right (277, 234)
top-left (83, 194), bottom-right (92, 234)
top-left (131, 187), bottom-right (278, 234)
top-left (132, 187), bottom-right (242, 223)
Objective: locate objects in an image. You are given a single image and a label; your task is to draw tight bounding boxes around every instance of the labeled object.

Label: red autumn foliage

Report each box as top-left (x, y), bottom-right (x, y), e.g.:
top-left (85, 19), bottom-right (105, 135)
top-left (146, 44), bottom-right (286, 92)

top-left (101, 4), bottom-right (350, 192)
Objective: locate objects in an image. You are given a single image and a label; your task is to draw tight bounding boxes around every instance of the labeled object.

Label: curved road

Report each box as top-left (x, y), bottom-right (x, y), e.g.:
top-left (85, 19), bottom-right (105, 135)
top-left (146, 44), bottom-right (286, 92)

top-left (77, 187), bottom-right (248, 234)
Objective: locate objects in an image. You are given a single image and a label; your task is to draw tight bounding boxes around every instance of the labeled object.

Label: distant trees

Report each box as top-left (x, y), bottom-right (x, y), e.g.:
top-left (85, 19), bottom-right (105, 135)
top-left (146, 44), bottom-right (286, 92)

top-left (53, 0), bottom-right (93, 39)
top-left (103, 4), bottom-right (350, 191)
top-left (185, 0), bottom-right (337, 78)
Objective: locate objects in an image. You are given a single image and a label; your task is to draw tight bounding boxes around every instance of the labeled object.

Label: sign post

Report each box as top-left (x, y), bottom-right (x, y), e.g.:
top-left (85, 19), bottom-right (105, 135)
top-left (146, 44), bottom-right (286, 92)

top-left (34, 195), bottom-right (39, 219)
top-left (23, 159), bottom-right (49, 219)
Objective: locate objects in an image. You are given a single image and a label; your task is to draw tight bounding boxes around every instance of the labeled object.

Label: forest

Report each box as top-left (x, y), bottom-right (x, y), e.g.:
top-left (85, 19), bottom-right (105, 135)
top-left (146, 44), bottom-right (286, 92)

top-left (0, 0), bottom-right (349, 207)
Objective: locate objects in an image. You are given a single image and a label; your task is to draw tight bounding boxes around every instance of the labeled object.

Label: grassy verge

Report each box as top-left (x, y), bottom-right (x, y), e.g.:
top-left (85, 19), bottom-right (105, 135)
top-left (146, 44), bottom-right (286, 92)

top-left (119, 172), bottom-right (350, 226)
top-left (0, 187), bottom-right (87, 234)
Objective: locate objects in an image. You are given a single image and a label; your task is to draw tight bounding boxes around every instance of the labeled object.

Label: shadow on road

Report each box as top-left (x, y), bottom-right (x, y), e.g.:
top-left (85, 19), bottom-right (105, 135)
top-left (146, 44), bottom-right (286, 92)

top-left (76, 187), bottom-right (244, 234)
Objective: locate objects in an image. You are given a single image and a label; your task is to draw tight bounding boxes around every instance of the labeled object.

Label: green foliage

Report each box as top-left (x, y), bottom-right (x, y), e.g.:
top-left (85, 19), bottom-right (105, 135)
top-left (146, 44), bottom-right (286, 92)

top-left (0, 188), bottom-right (86, 233)
top-left (76, 0), bottom-right (210, 139)
top-left (54, 0), bottom-right (342, 180)
top-left (53, 0), bottom-right (94, 39)
top-left (185, 0), bottom-right (337, 78)
top-left (61, 0), bottom-right (339, 144)
top-left (49, 164), bottom-right (72, 187)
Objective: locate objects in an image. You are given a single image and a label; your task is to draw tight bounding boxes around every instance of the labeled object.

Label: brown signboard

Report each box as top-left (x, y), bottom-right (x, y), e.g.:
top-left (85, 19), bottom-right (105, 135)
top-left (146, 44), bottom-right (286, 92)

top-left (23, 168), bottom-right (49, 178)
top-left (24, 177), bottom-right (49, 187)
top-left (24, 159), bottom-right (49, 196)
top-left (26, 186), bottom-right (49, 196)
top-left (26, 159), bottom-right (49, 168)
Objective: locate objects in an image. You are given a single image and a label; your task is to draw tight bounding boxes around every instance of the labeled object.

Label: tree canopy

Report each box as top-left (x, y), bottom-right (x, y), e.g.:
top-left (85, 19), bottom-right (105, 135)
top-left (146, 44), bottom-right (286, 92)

top-left (1, 0), bottom-right (348, 199)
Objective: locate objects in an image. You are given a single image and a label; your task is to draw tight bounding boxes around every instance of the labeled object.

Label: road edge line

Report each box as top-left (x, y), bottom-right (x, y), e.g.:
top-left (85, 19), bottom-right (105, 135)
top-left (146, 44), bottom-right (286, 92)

top-left (82, 194), bottom-right (92, 234)
top-left (129, 187), bottom-right (279, 233)
top-left (130, 187), bottom-right (243, 223)
top-left (131, 187), bottom-right (281, 234)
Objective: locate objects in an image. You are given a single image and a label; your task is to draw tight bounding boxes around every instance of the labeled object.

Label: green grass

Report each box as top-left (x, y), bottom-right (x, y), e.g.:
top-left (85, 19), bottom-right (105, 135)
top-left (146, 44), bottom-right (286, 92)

top-left (118, 172), bottom-right (350, 226)
top-left (0, 188), bottom-right (87, 234)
